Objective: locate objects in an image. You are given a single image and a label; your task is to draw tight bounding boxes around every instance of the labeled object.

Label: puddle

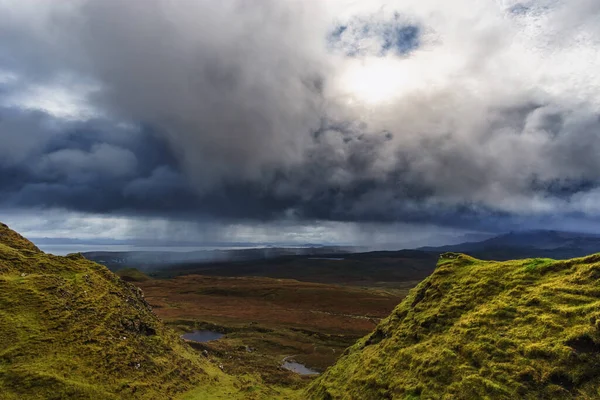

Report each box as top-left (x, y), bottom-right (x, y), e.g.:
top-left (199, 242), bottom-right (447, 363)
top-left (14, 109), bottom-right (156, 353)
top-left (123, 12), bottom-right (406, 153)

top-left (282, 361), bottom-right (320, 375)
top-left (181, 330), bottom-right (224, 342)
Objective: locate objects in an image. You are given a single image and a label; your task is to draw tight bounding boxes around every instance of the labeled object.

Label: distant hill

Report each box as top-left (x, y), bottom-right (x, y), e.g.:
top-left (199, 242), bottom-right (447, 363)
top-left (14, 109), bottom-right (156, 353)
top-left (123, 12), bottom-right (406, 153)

top-left (131, 250), bottom-right (440, 287)
top-left (82, 248), bottom-right (438, 287)
top-left (81, 230), bottom-right (600, 287)
top-left (308, 252), bottom-right (600, 399)
top-left (420, 230), bottom-right (600, 260)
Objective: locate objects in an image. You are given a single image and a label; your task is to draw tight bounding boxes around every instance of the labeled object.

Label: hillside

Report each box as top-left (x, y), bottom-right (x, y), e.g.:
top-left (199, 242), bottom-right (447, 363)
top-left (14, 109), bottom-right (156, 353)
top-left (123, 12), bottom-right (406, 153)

top-left (8, 220), bottom-right (600, 400)
top-left (0, 223), bottom-right (299, 400)
top-left (0, 222), bottom-right (221, 399)
top-left (308, 252), bottom-right (600, 399)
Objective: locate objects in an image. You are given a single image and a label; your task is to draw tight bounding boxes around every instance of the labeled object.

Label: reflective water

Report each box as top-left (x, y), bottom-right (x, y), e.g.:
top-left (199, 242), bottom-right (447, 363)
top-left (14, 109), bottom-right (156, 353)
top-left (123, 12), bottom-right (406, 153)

top-left (282, 361), bottom-right (320, 375)
top-left (181, 330), bottom-right (224, 342)
top-left (37, 244), bottom-right (264, 256)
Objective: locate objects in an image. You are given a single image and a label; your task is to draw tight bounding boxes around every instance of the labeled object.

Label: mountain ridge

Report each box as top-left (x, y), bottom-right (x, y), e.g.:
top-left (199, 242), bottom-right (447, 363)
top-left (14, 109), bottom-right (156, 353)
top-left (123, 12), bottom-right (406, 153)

top-left (418, 229), bottom-right (600, 260)
top-left (308, 252), bottom-right (600, 399)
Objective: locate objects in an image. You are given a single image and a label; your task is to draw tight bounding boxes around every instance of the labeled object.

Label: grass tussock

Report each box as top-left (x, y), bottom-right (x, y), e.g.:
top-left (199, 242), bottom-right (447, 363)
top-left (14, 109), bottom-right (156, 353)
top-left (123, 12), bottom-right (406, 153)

top-left (308, 252), bottom-right (600, 399)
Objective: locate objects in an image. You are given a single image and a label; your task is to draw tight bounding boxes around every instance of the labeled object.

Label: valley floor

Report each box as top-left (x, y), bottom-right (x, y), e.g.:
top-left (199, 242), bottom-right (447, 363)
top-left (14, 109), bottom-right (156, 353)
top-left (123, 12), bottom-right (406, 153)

top-left (128, 273), bottom-right (411, 390)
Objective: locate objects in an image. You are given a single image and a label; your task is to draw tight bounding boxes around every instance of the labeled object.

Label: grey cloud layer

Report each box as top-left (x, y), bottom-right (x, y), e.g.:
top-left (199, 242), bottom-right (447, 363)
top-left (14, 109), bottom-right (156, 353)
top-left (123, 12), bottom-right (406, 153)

top-left (1, 0), bottom-right (600, 229)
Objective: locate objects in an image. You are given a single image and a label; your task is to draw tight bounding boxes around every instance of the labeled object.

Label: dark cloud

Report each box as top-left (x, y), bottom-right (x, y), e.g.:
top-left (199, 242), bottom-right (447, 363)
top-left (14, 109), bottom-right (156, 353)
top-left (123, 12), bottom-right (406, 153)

top-left (1, 0), bottom-right (600, 234)
top-left (0, 108), bottom-right (198, 214)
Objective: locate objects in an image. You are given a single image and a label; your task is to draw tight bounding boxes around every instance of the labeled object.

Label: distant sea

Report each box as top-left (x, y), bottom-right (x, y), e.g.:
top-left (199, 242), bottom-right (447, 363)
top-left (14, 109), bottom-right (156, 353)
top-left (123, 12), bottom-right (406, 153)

top-left (37, 244), bottom-right (271, 256)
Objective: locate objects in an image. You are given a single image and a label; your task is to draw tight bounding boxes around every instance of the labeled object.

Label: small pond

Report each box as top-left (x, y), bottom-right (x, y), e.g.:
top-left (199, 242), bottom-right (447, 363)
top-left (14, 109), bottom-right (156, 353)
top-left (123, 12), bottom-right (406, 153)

top-left (181, 330), bottom-right (224, 342)
top-left (282, 361), bottom-right (320, 376)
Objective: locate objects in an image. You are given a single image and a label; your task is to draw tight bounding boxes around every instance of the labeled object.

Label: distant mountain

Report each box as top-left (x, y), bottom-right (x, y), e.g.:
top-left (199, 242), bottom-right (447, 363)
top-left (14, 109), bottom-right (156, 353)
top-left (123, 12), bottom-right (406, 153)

top-left (420, 230), bottom-right (600, 260)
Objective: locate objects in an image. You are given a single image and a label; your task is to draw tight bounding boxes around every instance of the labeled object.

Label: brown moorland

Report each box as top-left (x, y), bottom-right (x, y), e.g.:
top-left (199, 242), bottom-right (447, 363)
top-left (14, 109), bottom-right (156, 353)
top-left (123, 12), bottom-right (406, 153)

top-left (138, 274), bottom-right (406, 333)
top-left (125, 272), bottom-right (410, 384)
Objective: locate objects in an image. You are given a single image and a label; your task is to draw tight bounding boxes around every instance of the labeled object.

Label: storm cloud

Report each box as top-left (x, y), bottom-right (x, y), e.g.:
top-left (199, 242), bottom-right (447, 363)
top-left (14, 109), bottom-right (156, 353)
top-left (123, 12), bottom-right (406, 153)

top-left (1, 0), bottom-right (600, 238)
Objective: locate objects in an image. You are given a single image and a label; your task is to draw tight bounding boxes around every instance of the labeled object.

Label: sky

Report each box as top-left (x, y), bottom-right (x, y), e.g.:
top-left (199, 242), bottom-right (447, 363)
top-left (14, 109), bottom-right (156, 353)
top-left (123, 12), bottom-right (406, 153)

top-left (1, 0), bottom-right (600, 247)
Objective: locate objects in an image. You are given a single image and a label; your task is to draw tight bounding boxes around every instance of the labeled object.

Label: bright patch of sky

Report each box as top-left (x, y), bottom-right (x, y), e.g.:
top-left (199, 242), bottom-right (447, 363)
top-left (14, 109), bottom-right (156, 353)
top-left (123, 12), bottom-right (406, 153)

top-left (328, 13), bottom-right (420, 57)
top-left (1, 78), bottom-right (102, 120)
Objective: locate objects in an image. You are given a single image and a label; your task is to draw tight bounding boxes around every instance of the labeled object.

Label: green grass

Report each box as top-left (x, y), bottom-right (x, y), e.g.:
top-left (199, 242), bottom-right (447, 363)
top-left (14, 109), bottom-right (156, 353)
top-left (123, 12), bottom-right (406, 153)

top-left (0, 223), bottom-right (286, 399)
top-left (308, 252), bottom-right (600, 399)
top-left (5, 219), bottom-right (600, 400)
top-left (179, 373), bottom-right (302, 400)
top-left (116, 268), bottom-right (150, 282)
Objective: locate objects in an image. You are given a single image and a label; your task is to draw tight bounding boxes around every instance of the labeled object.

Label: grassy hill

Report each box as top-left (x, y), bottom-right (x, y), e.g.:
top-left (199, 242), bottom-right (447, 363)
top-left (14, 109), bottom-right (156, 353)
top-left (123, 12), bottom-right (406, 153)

top-left (0, 223), bottom-right (300, 400)
top-left (308, 252), bottom-right (600, 399)
top-left (6, 220), bottom-right (600, 399)
top-left (0, 222), bottom-right (221, 399)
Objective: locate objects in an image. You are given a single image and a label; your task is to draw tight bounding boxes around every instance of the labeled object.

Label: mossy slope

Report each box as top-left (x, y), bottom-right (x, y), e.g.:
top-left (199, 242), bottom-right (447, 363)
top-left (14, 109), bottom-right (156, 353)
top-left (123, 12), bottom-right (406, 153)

top-left (0, 223), bottom-right (219, 399)
top-left (116, 267), bottom-right (150, 282)
top-left (308, 253), bottom-right (600, 399)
